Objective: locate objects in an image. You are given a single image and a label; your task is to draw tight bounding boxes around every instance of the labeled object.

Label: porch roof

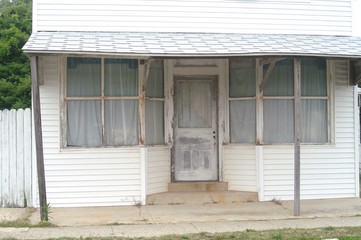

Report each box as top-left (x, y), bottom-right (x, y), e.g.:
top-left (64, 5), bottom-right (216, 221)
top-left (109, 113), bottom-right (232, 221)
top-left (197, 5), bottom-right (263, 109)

top-left (23, 31), bottom-right (361, 59)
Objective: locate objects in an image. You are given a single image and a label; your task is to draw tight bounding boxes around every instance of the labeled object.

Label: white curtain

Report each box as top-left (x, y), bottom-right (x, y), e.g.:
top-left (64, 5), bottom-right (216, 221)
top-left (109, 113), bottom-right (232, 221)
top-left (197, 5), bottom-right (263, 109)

top-left (145, 60), bottom-right (165, 145)
top-left (67, 100), bottom-right (102, 147)
top-left (301, 59), bottom-right (327, 143)
top-left (177, 81), bottom-right (212, 128)
top-left (67, 58), bottom-right (102, 147)
top-left (104, 59), bottom-right (138, 146)
top-left (145, 101), bottom-right (164, 144)
top-left (230, 100), bottom-right (256, 143)
top-left (263, 59), bottom-right (294, 143)
top-left (104, 100), bottom-right (138, 146)
top-left (229, 59), bottom-right (256, 143)
top-left (229, 59), bottom-right (255, 98)
top-left (264, 99), bottom-right (294, 143)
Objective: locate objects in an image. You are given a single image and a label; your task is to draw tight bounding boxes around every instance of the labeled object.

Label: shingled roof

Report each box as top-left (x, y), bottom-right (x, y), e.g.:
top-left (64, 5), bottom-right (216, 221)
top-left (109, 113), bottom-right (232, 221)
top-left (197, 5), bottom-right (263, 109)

top-left (23, 31), bottom-right (361, 58)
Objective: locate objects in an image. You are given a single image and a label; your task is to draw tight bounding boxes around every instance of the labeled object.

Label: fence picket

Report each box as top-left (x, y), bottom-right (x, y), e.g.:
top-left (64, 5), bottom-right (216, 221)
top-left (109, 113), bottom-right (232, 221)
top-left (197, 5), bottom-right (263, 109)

top-left (9, 109), bottom-right (17, 207)
top-left (1, 110), bottom-right (10, 207)
top-left (16, 109), bottom-right (25, 207)
top-left (23, 108), bottom-right (32, 207)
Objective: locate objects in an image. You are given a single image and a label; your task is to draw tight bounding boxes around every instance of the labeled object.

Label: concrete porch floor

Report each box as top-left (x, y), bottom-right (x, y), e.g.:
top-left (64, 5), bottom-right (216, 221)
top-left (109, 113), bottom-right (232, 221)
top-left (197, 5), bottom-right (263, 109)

top-left (26, 198), bottom-right (361, 227)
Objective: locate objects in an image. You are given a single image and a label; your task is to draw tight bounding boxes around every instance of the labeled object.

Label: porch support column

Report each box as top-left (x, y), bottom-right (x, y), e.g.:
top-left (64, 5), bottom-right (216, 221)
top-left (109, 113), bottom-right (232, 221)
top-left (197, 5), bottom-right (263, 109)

top-left (294, 58), bottom-right (301, 216)
top-left (30, 56), bottom-right (47, 221)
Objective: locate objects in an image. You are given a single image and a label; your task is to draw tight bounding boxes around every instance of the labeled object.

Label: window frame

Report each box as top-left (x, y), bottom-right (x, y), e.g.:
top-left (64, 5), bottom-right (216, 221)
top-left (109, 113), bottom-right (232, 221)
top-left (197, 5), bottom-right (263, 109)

top-left (60, 56), bottom-right (166, 148)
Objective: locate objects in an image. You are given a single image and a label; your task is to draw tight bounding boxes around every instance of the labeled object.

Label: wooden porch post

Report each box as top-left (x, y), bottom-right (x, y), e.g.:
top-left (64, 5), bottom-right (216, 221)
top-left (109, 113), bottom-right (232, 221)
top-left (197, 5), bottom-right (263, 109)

top-left (30, 56), bottom-right (47, 221)
top-left (294, 58), bottom-right (301, 216)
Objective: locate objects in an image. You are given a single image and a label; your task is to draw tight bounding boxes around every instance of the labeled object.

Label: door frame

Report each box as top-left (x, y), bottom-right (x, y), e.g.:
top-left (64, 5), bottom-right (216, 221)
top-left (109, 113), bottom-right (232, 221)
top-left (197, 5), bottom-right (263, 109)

top-left (172, 75), bottom-right (219, 182)
top-left (165, 59), bottom-right (228, 183)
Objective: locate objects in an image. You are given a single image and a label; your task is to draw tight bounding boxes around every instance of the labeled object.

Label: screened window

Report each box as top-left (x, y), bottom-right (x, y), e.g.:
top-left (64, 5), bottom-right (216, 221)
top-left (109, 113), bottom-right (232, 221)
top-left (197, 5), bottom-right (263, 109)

top-left (229, 57), bottom-right (329, 144)
top-left (263, 58), bottom-right (328, 144)
top-left (229, 58), bottom-right (256, 143)
top-left (301, 59), bottom-right (328, 143)
top-left (66, 57), bottom-right (165, 147)
top-left (263, 59), bottom-right (295, 143)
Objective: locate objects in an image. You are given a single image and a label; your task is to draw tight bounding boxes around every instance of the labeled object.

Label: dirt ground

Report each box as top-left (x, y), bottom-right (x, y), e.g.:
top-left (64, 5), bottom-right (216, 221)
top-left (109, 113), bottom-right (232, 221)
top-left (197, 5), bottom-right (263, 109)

top-left (0, 208), bottom-right (33, 222)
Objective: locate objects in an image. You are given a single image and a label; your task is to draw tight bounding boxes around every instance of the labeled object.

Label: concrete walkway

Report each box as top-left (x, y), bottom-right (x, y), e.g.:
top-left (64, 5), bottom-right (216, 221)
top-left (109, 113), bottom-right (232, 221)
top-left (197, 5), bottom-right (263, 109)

top-left (1, 198), bottom-right (361, 239)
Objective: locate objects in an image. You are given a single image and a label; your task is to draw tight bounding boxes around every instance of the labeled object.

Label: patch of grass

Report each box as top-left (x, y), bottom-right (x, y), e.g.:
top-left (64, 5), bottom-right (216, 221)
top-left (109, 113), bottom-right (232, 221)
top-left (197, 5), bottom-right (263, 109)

top-left (0, 219), bottom-right (57, 228)
top-left (106, 222), bottom-right (134, 226)
top-left (271, 232), bottom-right (283, 240)
top-left (32, 220), bottom-right (57, 228)
top-left (272, 197), bottom-right (282, 205)
top-left (38, 226), bottom-right (361, 240)
top-left (42, 202), bottom-right (52, 221)
top-left (0, 219), bottom-right (31, 228)
top-left (324, 226), bottom-right (336, 231)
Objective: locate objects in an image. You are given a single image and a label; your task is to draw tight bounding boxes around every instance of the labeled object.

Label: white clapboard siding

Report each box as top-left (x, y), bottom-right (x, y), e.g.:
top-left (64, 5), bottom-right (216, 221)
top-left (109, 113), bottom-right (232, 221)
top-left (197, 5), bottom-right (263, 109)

top-left (39, 56), bottom-right (142, 207)
top-left (147, 147), bottom-right (171, 195)
top-left (34, 0), bottom-right (352, 35)
top-left (262, 85), bottom-right (356, 201)
top-left (223, 145), bottom-right (257, 192)
top-left (0, 108), bottom-right (33, 207)
top-left (335, 60), bottom-right (350, 86)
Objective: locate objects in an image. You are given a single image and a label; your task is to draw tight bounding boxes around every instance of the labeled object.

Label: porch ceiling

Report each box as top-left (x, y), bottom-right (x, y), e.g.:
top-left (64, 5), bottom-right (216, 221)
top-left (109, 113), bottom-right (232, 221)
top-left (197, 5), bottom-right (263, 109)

top-left (23, 31), bottom-right (361, 59)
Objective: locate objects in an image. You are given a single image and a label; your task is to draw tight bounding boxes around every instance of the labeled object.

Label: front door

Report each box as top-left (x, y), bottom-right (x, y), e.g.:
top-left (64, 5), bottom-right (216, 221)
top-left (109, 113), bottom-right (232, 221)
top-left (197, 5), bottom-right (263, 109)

top-left (174, 78), bottom-right (218, 181)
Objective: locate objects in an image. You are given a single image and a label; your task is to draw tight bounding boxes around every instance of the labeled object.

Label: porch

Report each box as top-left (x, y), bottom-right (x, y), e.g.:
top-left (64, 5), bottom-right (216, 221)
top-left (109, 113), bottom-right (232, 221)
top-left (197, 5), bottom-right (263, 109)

top-left (26, 198), bottom-right (361, 227)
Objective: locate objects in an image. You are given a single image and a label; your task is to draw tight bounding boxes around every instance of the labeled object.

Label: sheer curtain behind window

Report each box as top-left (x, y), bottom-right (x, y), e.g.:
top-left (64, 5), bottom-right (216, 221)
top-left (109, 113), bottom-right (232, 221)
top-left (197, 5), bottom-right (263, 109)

top-left (301, 59), bottom-right (327, 143)
top-left (145, 60), bottom-right (165, 145)
top-left (263, 59), bottom-right (294, 143)
top-left (229, 59), bottom-right (256, 143)
top-left (104, 59), bottom-right (138, 146)
top-left (67, 58), bottom-right (102, 147)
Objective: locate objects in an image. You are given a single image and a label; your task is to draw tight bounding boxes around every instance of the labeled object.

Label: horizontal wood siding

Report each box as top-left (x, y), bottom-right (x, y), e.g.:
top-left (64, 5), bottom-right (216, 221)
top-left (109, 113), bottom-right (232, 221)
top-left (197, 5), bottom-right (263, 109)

top-left (146, 147), bottom-right (170, 195)
top-left (40, 56), bottom-right (142, 207)
top-left (223, 145), bottom-right (257, 192)
top-left (34, 0), bottom-right (352, 35)
top-left (263, 86), bottom-right (356, 200)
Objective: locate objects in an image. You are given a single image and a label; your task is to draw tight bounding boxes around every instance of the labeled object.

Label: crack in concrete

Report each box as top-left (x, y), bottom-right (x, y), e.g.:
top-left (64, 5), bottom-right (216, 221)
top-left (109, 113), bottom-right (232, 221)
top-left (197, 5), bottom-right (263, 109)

top-left (190, 222), bottom-right (199, 232)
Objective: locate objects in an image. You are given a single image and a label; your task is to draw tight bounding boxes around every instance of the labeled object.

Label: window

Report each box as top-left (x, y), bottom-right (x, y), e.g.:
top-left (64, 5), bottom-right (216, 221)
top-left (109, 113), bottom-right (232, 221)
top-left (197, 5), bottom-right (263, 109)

top-left (263, 59), bottom-right (295, 143)
top-left (145, 60), bottom-right (165, 145)
top-left (65, 57), bottom-right (164, 147)
top-left (229, 58), bottom-right (256, 143)
top-left (301, 59), bottom-right (328, 143)
top-left (229, 57), bottom-right (329, 144)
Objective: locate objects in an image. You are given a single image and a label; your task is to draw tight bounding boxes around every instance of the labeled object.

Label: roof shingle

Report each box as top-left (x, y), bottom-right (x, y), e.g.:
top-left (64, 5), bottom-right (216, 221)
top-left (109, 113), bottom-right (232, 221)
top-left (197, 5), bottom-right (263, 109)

top-left (23, 31), bottom-right (361, 58)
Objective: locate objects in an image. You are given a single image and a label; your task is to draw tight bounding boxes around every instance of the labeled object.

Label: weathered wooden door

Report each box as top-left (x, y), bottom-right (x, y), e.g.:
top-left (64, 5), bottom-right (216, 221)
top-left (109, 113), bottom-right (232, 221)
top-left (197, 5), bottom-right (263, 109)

top-left (174, 78), bottom-right (218, 181)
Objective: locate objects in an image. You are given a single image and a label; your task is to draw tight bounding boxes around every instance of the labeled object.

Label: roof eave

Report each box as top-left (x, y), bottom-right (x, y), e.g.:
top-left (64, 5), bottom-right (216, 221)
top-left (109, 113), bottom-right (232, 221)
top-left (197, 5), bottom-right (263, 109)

top-left (22, 50), bottom-right (361, 60)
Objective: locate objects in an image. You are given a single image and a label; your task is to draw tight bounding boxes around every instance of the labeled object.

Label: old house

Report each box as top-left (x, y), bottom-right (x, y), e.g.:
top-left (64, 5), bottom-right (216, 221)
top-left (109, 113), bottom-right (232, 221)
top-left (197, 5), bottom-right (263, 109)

top-left (23, 0), bottom-right (361, 209)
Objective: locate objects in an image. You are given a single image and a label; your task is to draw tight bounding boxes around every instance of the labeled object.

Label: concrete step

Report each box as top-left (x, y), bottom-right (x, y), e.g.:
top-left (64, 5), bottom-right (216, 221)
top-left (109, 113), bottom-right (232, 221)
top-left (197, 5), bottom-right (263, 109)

top-left (168, 182), bottom-right (228, 192)
top-left (146, 191), bottom-right (258, 205)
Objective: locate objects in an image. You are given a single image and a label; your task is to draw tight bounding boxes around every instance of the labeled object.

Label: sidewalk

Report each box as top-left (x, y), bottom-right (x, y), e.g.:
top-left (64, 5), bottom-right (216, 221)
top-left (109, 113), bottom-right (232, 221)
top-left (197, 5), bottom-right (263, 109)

top-left (1, 198), bottom-right (361, 239)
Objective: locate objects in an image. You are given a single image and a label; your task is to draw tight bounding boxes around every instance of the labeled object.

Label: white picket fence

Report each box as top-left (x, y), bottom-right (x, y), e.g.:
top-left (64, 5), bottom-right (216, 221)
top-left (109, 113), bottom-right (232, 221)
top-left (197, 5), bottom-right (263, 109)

top-left (0, 108), bottom-right (33, 207)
